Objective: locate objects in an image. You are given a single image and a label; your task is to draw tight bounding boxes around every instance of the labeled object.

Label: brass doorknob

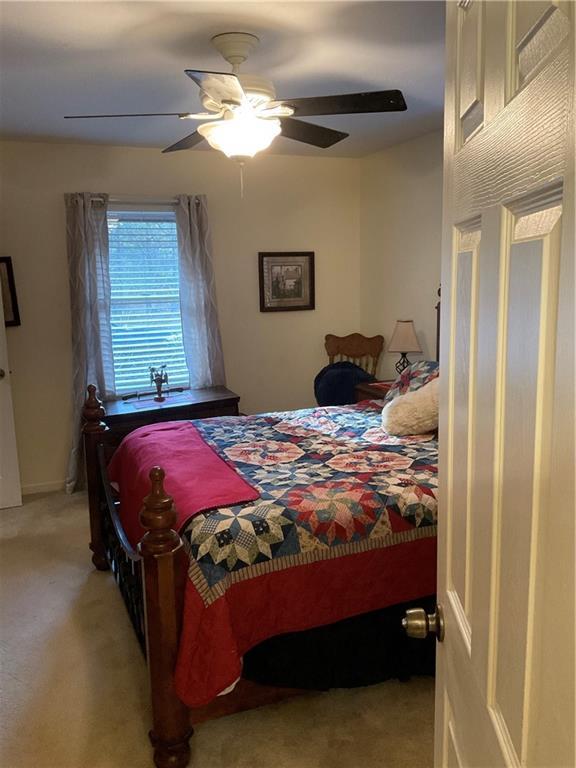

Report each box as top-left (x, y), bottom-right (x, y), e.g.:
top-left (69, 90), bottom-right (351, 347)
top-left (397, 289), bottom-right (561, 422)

top-left (402, 605), bottom-right (445, 642)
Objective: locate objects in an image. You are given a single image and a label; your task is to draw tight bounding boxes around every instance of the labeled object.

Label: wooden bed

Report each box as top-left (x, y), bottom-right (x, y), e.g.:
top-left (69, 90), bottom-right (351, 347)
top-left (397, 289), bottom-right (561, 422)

top-left (82, 298), bottom-right (441, 768)
top-left (85, 403), bottom-right (270, 766)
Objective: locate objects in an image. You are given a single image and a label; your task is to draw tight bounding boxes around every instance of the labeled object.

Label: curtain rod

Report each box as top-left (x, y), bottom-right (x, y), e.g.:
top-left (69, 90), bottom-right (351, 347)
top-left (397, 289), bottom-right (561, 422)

top-left (90, 195), bottom-right (202, 207)
top-left (91, 196), bottom-right (179, 205)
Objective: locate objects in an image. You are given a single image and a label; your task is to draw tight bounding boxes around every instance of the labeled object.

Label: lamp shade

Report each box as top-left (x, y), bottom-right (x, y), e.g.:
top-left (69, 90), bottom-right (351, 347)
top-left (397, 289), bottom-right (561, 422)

top-left (387, 320), bottom-right (422, 353)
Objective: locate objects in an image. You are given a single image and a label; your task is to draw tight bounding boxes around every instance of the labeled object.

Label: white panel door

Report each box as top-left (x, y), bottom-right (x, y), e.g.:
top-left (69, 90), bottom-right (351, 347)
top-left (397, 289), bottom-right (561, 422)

top-left (434, 1), bottom-right (574, 766)
top-left (0, 284), bottom-right (21, 508)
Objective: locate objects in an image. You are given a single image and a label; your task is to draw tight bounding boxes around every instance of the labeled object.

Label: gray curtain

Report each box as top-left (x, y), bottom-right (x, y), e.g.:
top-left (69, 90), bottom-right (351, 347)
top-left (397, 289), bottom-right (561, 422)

top-left (64, 193), bottom-right (114, 492)
top-left (175, 195), bottom-right (226, 388)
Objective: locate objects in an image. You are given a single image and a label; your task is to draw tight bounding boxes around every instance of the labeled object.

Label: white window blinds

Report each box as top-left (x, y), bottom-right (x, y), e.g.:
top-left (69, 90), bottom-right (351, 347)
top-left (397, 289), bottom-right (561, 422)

top-left (107, 208), bottom-right (189, 394)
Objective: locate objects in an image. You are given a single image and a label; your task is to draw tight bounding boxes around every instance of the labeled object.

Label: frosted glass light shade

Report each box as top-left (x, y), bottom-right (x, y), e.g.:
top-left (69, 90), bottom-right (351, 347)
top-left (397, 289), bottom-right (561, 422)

top-left (198, 112), bottom-right (281, 159)
top-left (388, 320), bottom-right (422, 353)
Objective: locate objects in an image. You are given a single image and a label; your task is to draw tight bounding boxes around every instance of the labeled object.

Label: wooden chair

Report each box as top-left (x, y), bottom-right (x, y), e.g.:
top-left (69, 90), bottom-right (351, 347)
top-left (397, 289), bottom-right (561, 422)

top-left (324, 333), bottom-right (384, 377)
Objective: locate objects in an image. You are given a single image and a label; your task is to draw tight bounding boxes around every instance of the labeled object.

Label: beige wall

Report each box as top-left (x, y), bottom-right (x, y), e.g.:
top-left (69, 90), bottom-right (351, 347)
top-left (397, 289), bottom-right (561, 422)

top-left (0, 141), bottom-right (361, 493)
top-left (360, 131), bottom-right (443, 380)
top-left (0, 131), bottom-right (443, 493)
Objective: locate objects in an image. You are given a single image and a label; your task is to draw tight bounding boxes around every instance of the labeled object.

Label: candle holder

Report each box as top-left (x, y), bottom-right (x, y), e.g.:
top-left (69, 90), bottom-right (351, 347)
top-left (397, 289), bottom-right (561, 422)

top-left (149, 365), bottom-right (169, 402)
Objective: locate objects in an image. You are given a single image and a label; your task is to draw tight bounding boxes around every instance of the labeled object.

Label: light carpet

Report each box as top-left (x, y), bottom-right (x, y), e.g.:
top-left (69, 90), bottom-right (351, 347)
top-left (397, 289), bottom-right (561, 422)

top-left (0, 491), bottom-right (434, 768)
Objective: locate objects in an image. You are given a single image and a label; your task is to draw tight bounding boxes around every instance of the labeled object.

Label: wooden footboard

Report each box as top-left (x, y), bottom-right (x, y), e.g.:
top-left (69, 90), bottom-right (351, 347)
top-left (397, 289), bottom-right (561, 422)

top-left (82, 387), bottom-right (192, 767)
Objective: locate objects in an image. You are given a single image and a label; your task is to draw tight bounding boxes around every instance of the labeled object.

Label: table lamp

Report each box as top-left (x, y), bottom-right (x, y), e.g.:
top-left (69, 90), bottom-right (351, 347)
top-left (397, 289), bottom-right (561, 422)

top-left (388, 320), bottom-right (422, 374)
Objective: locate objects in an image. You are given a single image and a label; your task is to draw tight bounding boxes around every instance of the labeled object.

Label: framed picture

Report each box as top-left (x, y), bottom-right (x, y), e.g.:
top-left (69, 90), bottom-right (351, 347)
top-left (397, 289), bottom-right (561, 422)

top-left (0, 257), bottom-right (20, 327)
top-left (259, 252), bottom-right (315, 312)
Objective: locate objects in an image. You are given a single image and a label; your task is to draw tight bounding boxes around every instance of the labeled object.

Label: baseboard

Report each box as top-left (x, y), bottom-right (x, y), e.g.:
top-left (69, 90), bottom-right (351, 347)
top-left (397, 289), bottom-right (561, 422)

top-left (22, 480), bottom-right (66, 496)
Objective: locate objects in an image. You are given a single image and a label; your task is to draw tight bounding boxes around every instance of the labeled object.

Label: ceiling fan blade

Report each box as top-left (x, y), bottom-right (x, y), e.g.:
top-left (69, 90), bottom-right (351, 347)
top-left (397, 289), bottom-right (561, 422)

top-left (64, 112), bottom-right (185, 119)
top-left (184, 70), bottom-right (246, 107)
top-left (279, 117), bottom-right (348, 148)
top-left (162, 131), bottom-right (205, 153)
top-left (280, 90), bottom-right (407, 116)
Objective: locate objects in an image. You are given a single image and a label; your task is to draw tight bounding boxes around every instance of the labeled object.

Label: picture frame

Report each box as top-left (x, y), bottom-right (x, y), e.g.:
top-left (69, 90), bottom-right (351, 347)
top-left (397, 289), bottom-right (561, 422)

top-left (259, 252), bottom-right (315, 312)
top-left (0, 257), bottom-right (21, 327)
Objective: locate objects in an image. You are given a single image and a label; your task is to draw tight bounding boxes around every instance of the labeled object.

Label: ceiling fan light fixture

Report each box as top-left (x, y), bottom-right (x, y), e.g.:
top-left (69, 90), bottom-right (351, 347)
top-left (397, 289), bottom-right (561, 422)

top-left (197, 111), bottom-right (281, 159)
top-left (65, 29), bottom-right (408, 157)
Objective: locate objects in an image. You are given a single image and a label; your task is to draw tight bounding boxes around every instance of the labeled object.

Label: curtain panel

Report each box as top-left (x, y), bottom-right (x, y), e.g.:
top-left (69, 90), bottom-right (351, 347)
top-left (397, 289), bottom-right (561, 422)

top-left (175, 195), bottom-right (226, 388)
top-left (65, 192), bottom-right (114, 492)
top-left (64, 192), bottom-right (225, 492)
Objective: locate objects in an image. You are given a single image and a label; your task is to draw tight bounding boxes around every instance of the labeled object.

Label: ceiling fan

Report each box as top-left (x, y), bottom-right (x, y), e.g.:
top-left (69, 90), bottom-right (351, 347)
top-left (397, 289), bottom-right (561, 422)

top-left (65, 32), bottom-right (407, 160)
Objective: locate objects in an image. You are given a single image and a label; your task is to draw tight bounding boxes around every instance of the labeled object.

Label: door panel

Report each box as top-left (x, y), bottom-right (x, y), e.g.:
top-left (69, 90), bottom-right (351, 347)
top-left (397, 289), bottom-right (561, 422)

top-left (436, 2), bottom-right (574, 766)
top-left (447, 222), bottom-right (481, 636)
top-left (494, 239), bottom-right (543, 757)
top-left (493, 205), bottom-right (562, 748)
top-left (445, 695), bottom-right (464, 768)
top-left (459, 0), bottom-right (485, 142)
top-left (446, 730), bottom-right (461, 768)
top-left (515, 1), bottom-right (556, 44)
top-left (526, 173), bottom-right (574, 768)
top-left (453, 46), bottom-right (570, 219)
top-left (514, 2), bottom-right (570, 90)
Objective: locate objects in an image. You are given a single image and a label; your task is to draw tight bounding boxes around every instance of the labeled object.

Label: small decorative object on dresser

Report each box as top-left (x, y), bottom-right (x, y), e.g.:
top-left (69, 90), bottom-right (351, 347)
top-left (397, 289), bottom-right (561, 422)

top-left (387, 319), bottom-right (422, 374)
top-left (0, 257), bottom-right (20, 327)
top-left (149, 364), bottom-right (169, 402)
top-left (259, 252), bottom-right (315, 312)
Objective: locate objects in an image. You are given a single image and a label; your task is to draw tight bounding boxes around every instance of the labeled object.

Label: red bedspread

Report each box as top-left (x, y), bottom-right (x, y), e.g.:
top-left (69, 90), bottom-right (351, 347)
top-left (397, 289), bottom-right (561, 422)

top-left (176, 533), bottom-right (436, 706)
top-left (107, 421), bottom-right (259, 548)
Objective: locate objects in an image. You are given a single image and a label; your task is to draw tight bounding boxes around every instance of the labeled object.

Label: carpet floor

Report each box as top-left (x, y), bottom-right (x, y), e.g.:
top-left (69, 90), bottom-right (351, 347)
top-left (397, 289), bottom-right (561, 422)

top-left (0, 491), bottom-right (435, 768)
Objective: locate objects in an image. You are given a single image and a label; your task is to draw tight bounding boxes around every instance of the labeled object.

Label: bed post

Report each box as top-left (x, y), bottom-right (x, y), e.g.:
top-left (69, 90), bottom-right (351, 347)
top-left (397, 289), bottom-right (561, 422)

top-left (82, 385), bottom-right (110, 571)
top-left (139, 467), bottom-right (193, 768)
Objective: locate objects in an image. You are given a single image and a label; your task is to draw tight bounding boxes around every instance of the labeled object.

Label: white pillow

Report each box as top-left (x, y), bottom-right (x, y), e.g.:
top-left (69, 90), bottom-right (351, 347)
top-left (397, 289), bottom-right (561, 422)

top-left (381, 377), bottom-right (439, 436)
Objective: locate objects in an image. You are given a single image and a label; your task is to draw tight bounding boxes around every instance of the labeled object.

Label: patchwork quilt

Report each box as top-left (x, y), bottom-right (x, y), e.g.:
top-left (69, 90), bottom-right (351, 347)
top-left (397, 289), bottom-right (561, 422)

top-left (170, 400), bottom-right (438, 707)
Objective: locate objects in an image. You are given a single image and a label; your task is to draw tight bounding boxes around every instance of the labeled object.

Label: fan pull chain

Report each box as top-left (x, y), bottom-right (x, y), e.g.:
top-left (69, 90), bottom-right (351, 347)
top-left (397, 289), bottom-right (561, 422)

top-left (238, 160), bottom-right (245, 199)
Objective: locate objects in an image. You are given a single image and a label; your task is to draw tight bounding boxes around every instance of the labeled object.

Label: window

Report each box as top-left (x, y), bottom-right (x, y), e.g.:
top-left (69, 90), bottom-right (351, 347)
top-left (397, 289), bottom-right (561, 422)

top-left (107, 208), bottom-right (188, 394)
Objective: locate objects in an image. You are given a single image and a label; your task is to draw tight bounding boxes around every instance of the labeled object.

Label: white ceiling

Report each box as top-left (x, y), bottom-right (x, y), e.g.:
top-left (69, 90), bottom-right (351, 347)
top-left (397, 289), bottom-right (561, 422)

top-left (0, 1), bottom-right (445, 158)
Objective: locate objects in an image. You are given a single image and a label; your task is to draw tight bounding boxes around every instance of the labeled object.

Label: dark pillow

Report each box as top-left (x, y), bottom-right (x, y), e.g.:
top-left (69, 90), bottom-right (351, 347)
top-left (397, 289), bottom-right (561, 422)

top-left (314, 361), bottom-right (375, 406)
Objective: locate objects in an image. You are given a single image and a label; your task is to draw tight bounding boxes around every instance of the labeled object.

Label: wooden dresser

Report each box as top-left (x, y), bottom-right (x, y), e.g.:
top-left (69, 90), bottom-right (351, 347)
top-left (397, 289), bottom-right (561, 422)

top-left (103, 386), bottom-right (240, 440)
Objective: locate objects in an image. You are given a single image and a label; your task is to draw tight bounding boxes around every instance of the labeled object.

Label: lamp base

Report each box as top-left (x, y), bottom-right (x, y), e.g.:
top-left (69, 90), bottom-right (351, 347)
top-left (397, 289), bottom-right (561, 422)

top-left (395, 354), bottom-right (411, 375)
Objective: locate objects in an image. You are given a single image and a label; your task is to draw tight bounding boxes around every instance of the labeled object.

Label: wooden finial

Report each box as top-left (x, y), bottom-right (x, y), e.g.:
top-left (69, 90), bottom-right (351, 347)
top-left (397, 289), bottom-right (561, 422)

top-left (82, 384), bottom-right (106, 433)
top-left (139, 467), bottom-right (180, 557)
